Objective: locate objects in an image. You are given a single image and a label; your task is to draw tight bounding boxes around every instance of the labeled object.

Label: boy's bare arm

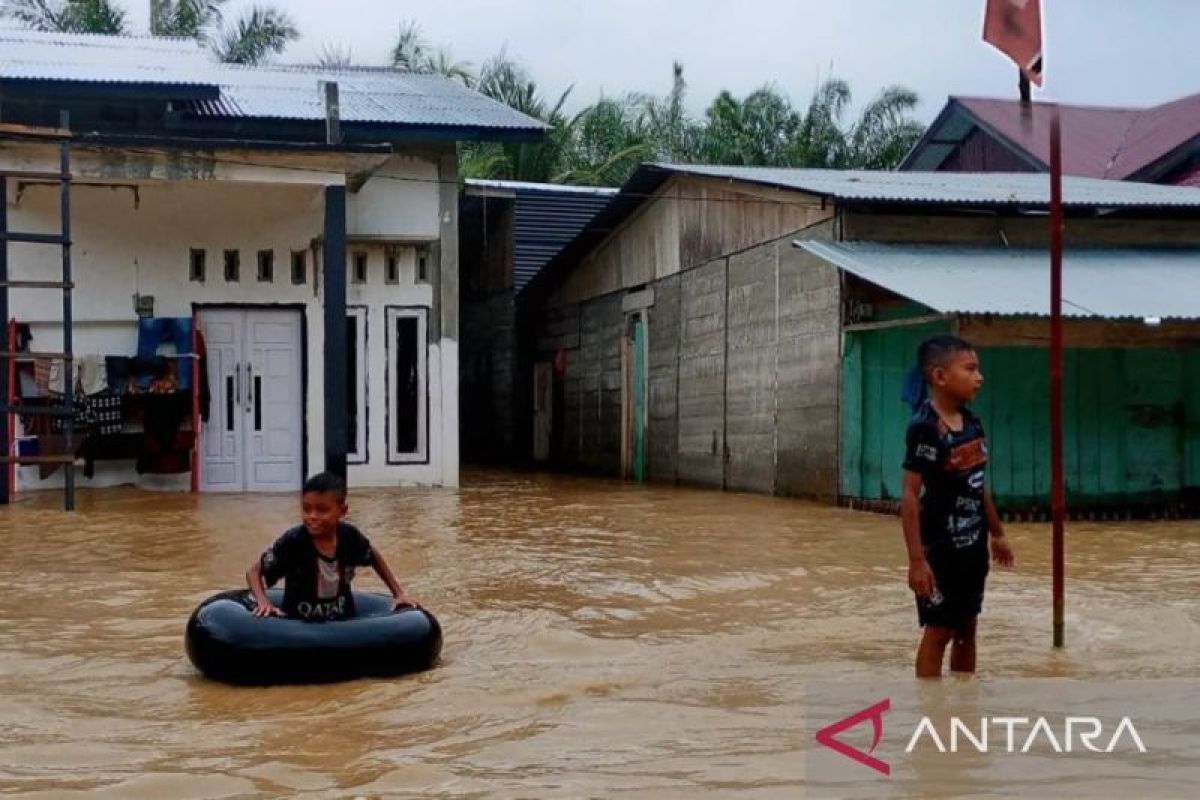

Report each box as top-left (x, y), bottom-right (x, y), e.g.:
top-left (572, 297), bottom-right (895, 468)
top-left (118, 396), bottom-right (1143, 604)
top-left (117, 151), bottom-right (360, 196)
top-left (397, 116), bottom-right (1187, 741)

top-left (370, 549), bottom-right (417, 609)
top-left (902, 470), bottom-right (935, 597)
top-left (985, 488), bottom-right (1015, 567)
top-left (246, 560), bottom-right (284, 617)
top-left (246, 561), bottom-right (280, 615)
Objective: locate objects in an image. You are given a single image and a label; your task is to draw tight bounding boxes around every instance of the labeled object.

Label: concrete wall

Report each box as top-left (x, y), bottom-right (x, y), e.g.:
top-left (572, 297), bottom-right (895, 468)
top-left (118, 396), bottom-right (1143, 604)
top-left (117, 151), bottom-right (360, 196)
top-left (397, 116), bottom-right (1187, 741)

top-left (551, 175), bottom-right (832, 307)
top-left (3, 145), bottom-right (457, 491)
top-left (536, 219), bottom-right (841, 500)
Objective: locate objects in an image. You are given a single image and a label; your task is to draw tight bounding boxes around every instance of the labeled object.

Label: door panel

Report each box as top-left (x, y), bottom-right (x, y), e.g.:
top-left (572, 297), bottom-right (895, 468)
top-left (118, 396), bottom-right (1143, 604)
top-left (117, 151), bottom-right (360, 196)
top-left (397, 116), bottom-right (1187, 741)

top-left (200, 311), bottom-right (244, 492)
top-left (200, 308), bottom-right (302, 493)
top-left (245, 311), bottom-right (303, 492)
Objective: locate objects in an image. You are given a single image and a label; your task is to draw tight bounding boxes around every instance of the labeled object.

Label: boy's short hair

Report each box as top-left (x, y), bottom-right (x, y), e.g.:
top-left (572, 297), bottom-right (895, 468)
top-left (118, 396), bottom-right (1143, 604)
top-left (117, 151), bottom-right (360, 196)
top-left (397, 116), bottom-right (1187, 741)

top-left (917, 335), bottom-right (975, 376)
top-left (303, 472), bottom-right (347, 500)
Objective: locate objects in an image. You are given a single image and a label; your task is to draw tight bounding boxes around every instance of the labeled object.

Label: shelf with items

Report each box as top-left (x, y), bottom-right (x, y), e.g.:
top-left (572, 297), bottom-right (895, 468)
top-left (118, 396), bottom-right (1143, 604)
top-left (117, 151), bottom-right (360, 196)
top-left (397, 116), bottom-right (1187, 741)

top-left (2, 317), bottom-right (206, 492)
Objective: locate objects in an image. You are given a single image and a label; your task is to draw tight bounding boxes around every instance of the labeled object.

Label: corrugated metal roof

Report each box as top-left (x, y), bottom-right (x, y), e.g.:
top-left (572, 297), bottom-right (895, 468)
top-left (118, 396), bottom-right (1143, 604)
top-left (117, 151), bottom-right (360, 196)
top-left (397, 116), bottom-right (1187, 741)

top-left (0, 29), bottom-right (544, 132)
top-left (655, 163), bottom-right (1200, 208)
top-left (901, 95), bottom-right (1200, 180)
top-left (511, 187), bottom-right (615, 290)
top-left (465, 178), bottom-right (618, 196)
top-left (0, 28), bottom-right (214, 85)
top-left (187, 66), bottom-right (544, 129)
top-left (795, 240), bottom-right (1200, 320)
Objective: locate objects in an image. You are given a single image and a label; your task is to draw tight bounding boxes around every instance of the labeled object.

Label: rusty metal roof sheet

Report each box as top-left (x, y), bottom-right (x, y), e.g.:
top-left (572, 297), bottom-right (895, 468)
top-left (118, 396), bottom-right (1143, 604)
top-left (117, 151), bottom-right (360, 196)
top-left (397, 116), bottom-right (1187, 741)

top-left (902, 95), bottom-right (1200, 180)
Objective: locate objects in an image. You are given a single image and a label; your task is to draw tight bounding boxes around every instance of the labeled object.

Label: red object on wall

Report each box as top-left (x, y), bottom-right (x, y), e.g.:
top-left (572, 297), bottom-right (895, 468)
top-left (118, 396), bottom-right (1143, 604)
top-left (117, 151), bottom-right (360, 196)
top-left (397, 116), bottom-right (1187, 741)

top-left (983, 0), bottom-right (1043, 86)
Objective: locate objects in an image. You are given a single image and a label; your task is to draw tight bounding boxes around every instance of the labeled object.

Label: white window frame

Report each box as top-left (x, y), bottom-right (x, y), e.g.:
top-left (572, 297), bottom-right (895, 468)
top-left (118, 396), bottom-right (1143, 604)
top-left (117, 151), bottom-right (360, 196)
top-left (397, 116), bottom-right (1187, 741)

top-left (385, 306), bottom-right (429, 464)
top-left (347, 306), bottom-right (368, 464)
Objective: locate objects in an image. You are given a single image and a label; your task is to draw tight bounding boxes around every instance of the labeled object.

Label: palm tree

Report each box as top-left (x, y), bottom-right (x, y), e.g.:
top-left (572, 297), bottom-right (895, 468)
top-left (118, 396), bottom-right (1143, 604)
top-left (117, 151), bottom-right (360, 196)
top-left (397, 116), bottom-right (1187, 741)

top-left (214, 5), bottom-right (298, 65)
top-left (317, 42), bottom-right (353, 69)
top-left (1, 0), bottom-right (127, 33)
top-left (391, 19), bottom-right (429, 71)
top-left (426, 49), bottom-right (474, 87)
top-left (462, 51), bottom-right (574, 183)
top-left (558, 96), bottom-right (653, 185)
top-left (390, 19), bottom-right (474, 85)
top-left (149, 0), bottom-right (224, 39)
top-left (634, 62), bottom-right (701, 164)
top-left (695, 77), bottom-right (923, 170)
top-left (790, 77), bottom-right (852, 167)
top-left (844, 86), bottom-right (924, 169)
top-left (700, 85), bottom-right (800, 166)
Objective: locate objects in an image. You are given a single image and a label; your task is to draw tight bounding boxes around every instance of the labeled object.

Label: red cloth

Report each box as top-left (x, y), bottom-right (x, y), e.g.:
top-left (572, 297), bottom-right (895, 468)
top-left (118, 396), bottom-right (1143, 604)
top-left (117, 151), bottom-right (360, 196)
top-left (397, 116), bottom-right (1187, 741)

top-left (983, 0), bottom-right (1043, 86)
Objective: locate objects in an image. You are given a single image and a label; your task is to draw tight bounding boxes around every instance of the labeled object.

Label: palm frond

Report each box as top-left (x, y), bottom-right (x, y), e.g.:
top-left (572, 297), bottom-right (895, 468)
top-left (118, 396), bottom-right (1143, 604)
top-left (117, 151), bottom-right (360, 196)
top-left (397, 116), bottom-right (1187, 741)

top-left (391, 19), bottom-right (428, 70)
top-left (428, 49), bottom-right (474, 87)
top-left (458, 143), bottom-right (511, 180)
top-left (215, 4), bottom-right (298, 65)
top-left (2, 0), bottom-right (126, 33)
top-left (1, 0), bottom-right (66, 31)
top-left (151, 0), bottom-right (226, 39)
top-left (317, 41), bottom-right (353, 69)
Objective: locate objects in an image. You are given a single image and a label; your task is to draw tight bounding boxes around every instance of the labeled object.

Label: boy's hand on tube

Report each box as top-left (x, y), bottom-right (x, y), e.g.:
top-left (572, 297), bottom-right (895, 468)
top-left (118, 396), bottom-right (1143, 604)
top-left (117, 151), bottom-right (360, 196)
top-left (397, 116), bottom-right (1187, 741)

top-left (392, 591), bottom-right (419, 611)
top-left (253, 602), bottom-right (285, 618)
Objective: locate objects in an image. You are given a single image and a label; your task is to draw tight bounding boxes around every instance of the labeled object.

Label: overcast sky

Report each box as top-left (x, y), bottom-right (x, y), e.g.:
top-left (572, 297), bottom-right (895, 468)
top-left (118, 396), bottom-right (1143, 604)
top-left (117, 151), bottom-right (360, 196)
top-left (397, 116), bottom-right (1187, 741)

top-left (119, 1), bottom-right (1200, 121)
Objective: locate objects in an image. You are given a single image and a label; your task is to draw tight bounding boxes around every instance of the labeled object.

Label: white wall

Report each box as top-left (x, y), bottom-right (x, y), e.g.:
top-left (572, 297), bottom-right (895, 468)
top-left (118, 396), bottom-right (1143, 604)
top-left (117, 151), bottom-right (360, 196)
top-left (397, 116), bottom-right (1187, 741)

top-left (3, 150), bottom-right (456, 492)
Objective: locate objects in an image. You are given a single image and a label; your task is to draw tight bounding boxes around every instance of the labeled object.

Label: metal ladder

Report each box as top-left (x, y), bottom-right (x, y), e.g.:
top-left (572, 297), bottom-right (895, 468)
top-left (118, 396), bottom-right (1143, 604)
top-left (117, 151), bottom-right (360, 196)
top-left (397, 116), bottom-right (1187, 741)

top-left (0, 112), bottom-right (76, 510)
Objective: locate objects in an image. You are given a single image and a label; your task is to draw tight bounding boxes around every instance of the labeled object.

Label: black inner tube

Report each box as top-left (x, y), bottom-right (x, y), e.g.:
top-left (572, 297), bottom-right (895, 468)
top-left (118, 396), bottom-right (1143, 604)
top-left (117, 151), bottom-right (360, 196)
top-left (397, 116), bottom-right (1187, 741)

top-left (185, 589), bottom-right (442, 685)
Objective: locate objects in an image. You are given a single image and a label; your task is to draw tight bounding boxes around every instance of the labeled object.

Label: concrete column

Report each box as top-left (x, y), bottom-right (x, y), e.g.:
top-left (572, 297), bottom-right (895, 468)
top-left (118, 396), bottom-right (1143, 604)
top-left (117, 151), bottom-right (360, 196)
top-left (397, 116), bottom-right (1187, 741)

top-left (323, 184), bottom-right (348, 480)
top-left (437, 151), bottom-right (460, 486)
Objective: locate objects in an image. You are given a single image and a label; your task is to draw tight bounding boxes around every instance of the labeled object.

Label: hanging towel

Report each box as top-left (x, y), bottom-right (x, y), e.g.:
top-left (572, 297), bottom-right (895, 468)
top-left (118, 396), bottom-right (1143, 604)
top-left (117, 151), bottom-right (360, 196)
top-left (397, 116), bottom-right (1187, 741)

top-left (48, 360), bottom-right (65, 394)
top-left (34, 358), bottom-right (52, 395)
top-left (77, 355), bottom-right (108, 395)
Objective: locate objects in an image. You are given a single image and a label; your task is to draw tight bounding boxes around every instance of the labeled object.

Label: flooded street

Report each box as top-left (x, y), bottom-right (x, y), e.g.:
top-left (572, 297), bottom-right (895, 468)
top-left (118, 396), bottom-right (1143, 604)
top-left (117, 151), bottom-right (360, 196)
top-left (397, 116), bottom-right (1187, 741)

top-left (1, 471), bottom-right (1199, 798)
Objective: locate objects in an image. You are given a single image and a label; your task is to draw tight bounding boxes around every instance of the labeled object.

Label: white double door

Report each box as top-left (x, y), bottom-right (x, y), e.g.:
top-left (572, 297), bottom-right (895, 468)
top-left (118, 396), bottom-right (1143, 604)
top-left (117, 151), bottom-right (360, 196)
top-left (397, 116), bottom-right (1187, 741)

top-left (200, 308), bottom-right (304, 492)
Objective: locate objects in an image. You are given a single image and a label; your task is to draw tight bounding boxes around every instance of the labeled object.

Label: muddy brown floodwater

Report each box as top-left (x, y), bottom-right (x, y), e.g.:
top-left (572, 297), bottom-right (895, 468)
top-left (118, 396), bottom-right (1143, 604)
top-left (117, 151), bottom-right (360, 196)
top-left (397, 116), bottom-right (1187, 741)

top-left (1, 470), bottom-right (1198, 798)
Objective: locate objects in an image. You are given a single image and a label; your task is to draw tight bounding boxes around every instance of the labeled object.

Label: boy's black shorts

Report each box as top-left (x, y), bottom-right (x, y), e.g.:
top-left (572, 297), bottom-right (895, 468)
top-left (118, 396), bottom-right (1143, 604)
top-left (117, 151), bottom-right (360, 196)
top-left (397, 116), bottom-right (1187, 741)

top-left (916, 546), bottom-right (990, 629)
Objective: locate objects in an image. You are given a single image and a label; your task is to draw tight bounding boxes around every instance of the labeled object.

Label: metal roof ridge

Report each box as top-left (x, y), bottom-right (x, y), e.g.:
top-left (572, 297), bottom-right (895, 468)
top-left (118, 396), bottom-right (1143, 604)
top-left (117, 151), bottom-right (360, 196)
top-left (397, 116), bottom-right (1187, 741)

top-left (0, 28), bottom-right (201, 44)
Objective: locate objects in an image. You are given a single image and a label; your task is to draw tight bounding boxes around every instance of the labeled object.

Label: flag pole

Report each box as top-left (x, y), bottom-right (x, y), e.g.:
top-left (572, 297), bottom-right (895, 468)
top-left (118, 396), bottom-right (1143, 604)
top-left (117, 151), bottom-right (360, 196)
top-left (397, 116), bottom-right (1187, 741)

top-left (1048, 107), bottom-right (1066, 649)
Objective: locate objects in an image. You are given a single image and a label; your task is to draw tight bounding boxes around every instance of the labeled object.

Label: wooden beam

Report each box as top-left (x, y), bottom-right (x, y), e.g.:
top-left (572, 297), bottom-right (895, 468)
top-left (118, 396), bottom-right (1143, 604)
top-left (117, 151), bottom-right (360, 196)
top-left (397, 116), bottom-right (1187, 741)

top-left (0, 121), bottom-right (71, 140)
top-left (842, 313), bottom-right (953, 333)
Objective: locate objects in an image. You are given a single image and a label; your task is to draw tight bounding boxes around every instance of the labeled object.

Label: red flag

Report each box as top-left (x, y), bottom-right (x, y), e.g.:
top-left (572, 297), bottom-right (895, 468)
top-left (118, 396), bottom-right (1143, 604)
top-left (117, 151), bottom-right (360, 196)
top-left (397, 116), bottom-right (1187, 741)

top-left (983, 0), bottom-right (1043, 86)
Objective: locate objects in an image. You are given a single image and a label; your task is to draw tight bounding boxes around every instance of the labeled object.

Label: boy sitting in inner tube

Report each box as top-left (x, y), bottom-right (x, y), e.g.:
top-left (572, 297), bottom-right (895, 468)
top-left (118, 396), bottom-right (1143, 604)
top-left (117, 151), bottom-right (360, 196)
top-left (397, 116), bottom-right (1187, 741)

top-left (246, 472), bottom-right (417, 621)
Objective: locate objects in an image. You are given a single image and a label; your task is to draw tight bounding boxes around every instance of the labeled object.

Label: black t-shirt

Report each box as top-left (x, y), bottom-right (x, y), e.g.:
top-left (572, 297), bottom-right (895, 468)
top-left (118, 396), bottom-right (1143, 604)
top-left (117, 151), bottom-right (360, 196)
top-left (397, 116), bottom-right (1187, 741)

top-left (902, 401), bottom-right (990, 557)
top-left (259, 523), bottom-right (376, 621)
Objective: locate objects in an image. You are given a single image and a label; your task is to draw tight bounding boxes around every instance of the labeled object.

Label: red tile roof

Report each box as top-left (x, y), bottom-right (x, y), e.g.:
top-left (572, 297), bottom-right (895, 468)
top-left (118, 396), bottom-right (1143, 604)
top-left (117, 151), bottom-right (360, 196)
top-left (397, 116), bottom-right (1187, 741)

top-left (953, 93), bottom-right (1200, 180)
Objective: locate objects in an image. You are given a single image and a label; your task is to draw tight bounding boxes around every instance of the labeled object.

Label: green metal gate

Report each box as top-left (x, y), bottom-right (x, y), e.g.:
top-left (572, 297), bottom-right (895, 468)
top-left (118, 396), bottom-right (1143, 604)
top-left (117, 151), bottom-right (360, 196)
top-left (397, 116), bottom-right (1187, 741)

top-left (841, 326), bottom-right (1200, 510)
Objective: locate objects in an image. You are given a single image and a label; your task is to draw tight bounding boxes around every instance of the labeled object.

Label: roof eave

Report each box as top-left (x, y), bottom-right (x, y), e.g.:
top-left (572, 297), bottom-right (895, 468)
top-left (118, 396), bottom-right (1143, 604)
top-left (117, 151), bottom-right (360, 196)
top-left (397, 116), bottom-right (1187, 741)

top-left (0, 76), bottom-right (220, 102)
top-left (167, 114), bottom-right (545, 145)
top-left (517, 163), bottom-right (671, 301)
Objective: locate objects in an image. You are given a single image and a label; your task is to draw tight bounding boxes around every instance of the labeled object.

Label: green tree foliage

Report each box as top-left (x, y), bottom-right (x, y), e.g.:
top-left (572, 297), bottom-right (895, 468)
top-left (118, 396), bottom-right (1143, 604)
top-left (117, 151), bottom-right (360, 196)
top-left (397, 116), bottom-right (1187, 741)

top-left (391, 19), bottom-right (473, 86)
top-left (213, 5), bottom-right (297, 65)
top-left (2, 0), bottom-right (128, 34)
top-left (461, 59), bottom-right (926, 186)
top-left (149, 0), bottom-right (223, 38)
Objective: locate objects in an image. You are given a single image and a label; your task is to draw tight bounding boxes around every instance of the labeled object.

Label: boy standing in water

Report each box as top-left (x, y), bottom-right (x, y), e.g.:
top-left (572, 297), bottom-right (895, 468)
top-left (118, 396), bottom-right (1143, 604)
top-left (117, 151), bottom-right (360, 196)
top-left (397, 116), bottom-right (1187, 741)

top-left (901, 336), bottom-right (1014, 678)
top-left (247, 472), bottom-right (416, 621)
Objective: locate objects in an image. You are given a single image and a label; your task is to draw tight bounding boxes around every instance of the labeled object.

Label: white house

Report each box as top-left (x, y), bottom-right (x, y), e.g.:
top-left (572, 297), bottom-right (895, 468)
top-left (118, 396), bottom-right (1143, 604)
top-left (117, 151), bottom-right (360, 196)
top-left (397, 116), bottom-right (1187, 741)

top-left (0, 30), bottom-right (543, 498)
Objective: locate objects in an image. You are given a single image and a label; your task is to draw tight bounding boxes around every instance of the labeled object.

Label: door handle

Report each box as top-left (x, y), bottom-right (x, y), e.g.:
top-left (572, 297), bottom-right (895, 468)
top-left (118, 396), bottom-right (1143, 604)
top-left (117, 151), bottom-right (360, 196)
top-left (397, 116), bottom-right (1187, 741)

top-left (246, 363), bottom-right (254, 411)
top-left (235, 363), bottom-right (242, 406)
